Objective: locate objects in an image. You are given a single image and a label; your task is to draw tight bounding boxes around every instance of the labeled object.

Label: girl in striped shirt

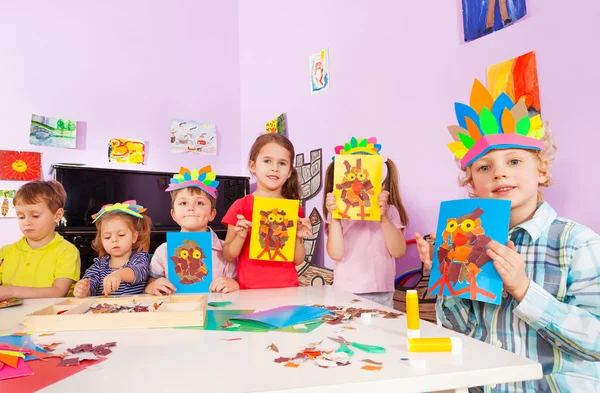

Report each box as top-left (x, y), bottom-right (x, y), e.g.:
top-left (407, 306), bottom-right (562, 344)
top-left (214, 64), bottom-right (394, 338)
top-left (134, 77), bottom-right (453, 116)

top-left (74, 201), bottom-right (151, 297)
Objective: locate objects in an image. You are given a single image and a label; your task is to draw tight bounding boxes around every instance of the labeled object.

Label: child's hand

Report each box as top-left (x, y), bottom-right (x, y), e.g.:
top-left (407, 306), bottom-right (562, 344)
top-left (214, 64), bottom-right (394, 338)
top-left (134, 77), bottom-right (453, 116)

top-left (209, 276), bottom-right (240, 293)
top-left (378, 191), bottom-right (390, 218)
top-left (487, 240), bottom-right (530, 302)
top-left (145, 278), bottom-right (176, 296)
top-left (415, 232), bottom-right (435, 271)
top-left (103, 271), bottom-right (122, 296)
top-left (74, 279), bottom-right (91, 298)
top-left (234, 214), bottom-right (252, 240)
top-left (325, 192), bottom-right (337, 214)
top-left (0, 286), bottom-right (15, 301)
top-left (296, 217), bottom-right (312, 239)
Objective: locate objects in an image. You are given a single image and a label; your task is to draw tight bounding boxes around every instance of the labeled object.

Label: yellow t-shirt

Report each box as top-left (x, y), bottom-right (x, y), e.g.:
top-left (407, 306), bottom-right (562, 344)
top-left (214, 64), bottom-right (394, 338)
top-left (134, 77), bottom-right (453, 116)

top-left (0, 233), bottom-right (81, 288)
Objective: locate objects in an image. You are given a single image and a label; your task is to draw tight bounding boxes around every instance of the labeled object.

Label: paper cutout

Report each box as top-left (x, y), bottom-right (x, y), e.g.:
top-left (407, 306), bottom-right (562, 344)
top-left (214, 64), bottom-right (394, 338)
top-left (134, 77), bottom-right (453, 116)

top-left (0, 190), bottom-right (17, 218)
top-left (334, 137), bottom-right (382, 156)
top-left (361, 365), bottom-right (382, 371)
top-left (208, 301), bottom-right (232, 307)
top-left (221, 338), bottom-right (242, 341)
top-left (0, 358), bottom-right (33, 380)
top-left (91, 200), bottom-right (146, 223)
top-left (448, 79), bottom-right (545, 168)
top-left (0, 353), bottom-right (19, 368)
top-left (332, 155), bottom-right (382, 221)
top-left (57, 357), bottom-right (80, 367)
top-left (487, 51), bottom-right (541, 117)
top-left (462, 0), bottom-right (527, 42)
top-left (313, 304), bottom-right (403, 324)
top-left (250, 197), bottom-right (299, 262)
top-left (0, 150), bottom-right (42, 181)
top-left (0, 297), bottom-right (23, 308)
top-left (164, 166), bottom-right (219, 198)
top-left (427, 199), bottom-right (510, 305)
top-left (30, 114), bottom-right (77, 149)
top-left (108, 138), bottom-right (145, 165)
top-left (229, 305), bottom-right (331, 330)
top-left (309, 49), bottom-right (330, 95)
top-left (267, 343), bottom-right (280, 353)
top-left (167, 232), bottom-right (212, 293)
top-left (361, 359), bottom-right (383, 365)
top-left (170, 119), bottom-right (217, 155)
top-left (265, 113), bottom-right (287, 136)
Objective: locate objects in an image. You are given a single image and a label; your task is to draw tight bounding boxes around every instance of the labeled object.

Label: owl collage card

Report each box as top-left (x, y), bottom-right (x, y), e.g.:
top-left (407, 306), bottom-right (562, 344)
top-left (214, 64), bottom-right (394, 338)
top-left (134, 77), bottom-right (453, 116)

top-left (332, 154), bottom-right (382, 221)
top-left (250, 197), bottom-right (299, 262)
top-left (427, 199), bottom-right (511, 305)
top-left (166, 232), bottom-right (213, 293)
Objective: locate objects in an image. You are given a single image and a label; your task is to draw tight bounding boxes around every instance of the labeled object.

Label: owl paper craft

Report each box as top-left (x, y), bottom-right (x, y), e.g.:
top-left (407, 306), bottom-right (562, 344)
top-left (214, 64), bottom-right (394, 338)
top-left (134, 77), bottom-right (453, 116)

top-left (332, 155), bottom-right (382, 221)
top-left (250, 197), bottom-right (299, 262)
top-left (166, 232), bottom-right (213, 293)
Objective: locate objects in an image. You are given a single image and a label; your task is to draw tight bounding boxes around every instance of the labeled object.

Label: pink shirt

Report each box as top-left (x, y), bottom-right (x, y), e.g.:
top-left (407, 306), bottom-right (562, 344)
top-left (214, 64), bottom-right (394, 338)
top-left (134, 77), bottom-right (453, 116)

top-left (328, 205), bottom-right (404, 294)
top-left (149, 228), bottom-right (237, 280)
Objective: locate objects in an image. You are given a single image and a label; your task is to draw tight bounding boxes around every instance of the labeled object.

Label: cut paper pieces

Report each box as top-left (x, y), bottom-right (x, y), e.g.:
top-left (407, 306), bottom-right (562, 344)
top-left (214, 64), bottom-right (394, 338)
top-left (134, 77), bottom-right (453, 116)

top-left (267, 343), bottom-right (280, 353)
top-left (265, 113), bottom-right (287, 136)
top-left (0, 358), bottom-right (33, 381)
top-left (427, 199), bottom-right (511, 305)
top-left (108, 138), bottom-right (145, 165)
top-left (30, 114), bottom-right (77, 149)
top-left (295, 149), bottom-right (322, 207)
top-left (250, 197), bottom-right (299, 262)
top-left (332, 155), bottom-right (382, 221)
top-left (309, 49), bottom-right (330, 95)
top-left (167, 232), bottom-right (212, 293)
top-left (228, 305), bottom-right (332, 330)
top-left (487, 51), bottom-right (541, 117)
top-left (170, 119), bottom-right (217, 155)
top-left (0, 150), bottom-right (42, 181)
top-left (208, 301), bottom-right (232, 307)
top-left (462, 0), bottom-right (527, 42)
top-left (0, 189), bottom-right (17, 218)
top-left (361, 365), bottom-right (382, 371)
top-left (313, 304), bottom-right (403, 325)
top-left (0, 297), bottom-right (23, 308)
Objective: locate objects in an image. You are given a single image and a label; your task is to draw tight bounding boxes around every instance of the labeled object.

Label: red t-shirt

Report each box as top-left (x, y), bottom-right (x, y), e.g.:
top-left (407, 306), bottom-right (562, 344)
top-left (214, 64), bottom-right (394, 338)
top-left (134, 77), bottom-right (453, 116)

top-left (222, 194), bottom-right (304, 289)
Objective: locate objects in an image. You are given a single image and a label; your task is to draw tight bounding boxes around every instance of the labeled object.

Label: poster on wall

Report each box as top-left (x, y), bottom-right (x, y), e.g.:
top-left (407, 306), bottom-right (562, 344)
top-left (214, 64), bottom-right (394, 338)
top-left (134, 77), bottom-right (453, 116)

top-left (108, 138), bottom-right (146, 165)
top-left (0, 189), bottom-right (17, 218)
top-left (30, 114), bottom-right (77, 149)
top-left (309, 49), bottom-right (330, 95)
top-left (462, 0), bottom-right (527, 42)
top-left (170, 119), bottom-right (217, 155)
top-left (0, 150), bottom-right (42, 181)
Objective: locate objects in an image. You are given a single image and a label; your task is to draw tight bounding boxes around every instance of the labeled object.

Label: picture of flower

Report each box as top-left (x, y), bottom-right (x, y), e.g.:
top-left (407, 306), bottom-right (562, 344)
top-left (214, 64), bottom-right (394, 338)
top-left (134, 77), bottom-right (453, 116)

top-left (0, 150), bottom-right (42, 181)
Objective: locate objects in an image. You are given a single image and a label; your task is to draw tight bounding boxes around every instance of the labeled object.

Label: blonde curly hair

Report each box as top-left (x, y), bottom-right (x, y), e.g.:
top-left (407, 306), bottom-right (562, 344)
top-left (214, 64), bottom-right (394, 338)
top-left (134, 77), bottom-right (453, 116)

top-left (457, 122), bottom-right (557, 201)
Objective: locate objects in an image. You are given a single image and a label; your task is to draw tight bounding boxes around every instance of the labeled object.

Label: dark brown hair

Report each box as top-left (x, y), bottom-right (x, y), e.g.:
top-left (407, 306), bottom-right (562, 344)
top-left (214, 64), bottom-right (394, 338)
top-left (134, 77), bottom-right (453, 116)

top-left (170, 188), bottom-right (217, 209)
top-left (13, 180), bottom-right (67, 213)
top-left (323, 157), bottom-right (409, 226)
top-left (248, 134), bottom-right (300, 200)
top-left (91, 211), bottom-right (153, 258)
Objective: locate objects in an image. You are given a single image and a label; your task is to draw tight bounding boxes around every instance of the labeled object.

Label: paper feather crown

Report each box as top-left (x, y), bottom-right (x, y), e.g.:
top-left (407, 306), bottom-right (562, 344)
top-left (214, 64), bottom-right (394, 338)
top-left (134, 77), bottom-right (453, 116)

top-left (92, 200), bottom-right (146, 223)
top-left (448, 79), bottom-right (545, 168)
top-left (165, 166), bottom-right (219, 199)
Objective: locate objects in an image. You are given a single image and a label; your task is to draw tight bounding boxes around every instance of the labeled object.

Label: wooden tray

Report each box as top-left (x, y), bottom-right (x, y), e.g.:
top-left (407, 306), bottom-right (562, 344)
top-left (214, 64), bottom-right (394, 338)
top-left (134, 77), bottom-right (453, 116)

top-left (23, 294), bottom-right (207, 332)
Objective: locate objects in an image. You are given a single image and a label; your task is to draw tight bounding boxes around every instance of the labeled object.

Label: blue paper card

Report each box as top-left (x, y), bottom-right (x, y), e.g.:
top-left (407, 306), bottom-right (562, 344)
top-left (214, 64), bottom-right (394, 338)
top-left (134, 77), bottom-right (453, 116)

top-left (229, 305), bottom-right (332, 329)
top-left (427, 199), bottom-right (511, 305)
top-left (166, 232), bottom-right (213, 293)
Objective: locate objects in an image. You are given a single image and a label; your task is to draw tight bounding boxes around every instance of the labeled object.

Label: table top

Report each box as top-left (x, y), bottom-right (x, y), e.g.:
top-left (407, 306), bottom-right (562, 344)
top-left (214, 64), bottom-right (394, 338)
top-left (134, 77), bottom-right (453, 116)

top-left (0, 286), bottom-right (542, 393)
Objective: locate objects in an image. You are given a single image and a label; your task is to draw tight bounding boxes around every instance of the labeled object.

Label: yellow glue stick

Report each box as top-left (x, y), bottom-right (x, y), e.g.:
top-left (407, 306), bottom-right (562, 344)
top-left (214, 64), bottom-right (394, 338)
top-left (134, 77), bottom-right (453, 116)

top-left (406, 290), bottom-right (420, 339)
top-left (408, 337), bottom-right (463, 353)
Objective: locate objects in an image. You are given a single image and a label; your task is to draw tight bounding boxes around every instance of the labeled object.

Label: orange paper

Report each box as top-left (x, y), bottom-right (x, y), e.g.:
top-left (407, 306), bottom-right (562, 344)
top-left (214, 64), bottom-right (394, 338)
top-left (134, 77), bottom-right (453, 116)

top-left (361, 365), bottom-right (382, 371)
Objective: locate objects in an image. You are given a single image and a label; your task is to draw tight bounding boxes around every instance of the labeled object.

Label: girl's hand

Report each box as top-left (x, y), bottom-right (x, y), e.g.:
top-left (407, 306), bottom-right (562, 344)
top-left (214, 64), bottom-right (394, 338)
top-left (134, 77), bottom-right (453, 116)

top-left (487, 240), bottom-right (530, 302)
top-left (103, 271), bottom-right (122, 296)
top-left (210, 276), bottom-right (240, 293)
top-left (145, 278), bottom-right (176, 296)
top-left (0, 286), bottom-right (15, 301)
top-left (325, 192), bottom-right (337, 214)
top-left (234, 214), bottom-right (252, 240)
top-left (296, 217), bottom-right (312, 239)
top-left (378, 191), bottom-right (390, 218)
top-left (74, 279), bottom-right (91, 298)
top-left (415, 232), bottom-right (435, 270)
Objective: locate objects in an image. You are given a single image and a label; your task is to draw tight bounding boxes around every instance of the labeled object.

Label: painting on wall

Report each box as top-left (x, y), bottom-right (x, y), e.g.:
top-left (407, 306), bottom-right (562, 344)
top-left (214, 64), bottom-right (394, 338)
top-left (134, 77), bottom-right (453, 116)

top-left (462, 0), bottom-right (527, 42)
top-left (30, 114), bottom-right (77, 149)
top-left (170, 119), bottom-right (217, 155)
top-left (309, 49), bottom-right (330, 95)
top-left (108, 138), bottom-right (145, 165)
top-left (0, 150), bottom-right (42, 181)
top-left (0, 189), bottom-right (17, 218)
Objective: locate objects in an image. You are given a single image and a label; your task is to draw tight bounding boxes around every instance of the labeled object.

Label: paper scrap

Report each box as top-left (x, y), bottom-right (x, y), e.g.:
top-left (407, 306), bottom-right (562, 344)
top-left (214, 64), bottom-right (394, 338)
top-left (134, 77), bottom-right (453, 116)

top-left (361, 359), bottom-right (383, 365)
top-left (284, 362), bottom-right (300, 368)
top-left (361, 365), bottom-right (383, 371)
top-left (208, 301), bottom-right (233, 307)
top-left (221, 338), bottom-right (242, 341)
top-left (293, 324), bottom-right (307, 330)
top-left (267, 344), bottom-right (279, 353)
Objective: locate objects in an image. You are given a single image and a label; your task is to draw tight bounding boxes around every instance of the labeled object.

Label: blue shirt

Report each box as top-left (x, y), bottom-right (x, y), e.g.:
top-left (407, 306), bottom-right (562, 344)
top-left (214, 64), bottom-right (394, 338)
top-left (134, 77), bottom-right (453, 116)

top-left (437, 202), bottom-right (600, 392)
top-left (83, 251), bottom-right (150, 296)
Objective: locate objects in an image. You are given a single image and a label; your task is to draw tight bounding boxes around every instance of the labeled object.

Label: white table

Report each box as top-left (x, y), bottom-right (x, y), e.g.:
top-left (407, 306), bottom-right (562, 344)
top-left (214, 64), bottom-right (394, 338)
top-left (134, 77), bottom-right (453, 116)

top-left (0, 286), bottom-right (542, 393)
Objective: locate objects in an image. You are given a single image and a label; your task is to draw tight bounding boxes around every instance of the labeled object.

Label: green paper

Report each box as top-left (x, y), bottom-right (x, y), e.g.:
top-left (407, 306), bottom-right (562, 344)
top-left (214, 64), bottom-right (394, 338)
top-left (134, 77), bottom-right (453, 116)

top-left (208, 301), bottom-right (233, 307)
top-left (350, 136), bottom-right (358, 147)
top-left (515, 117), bottom-right (530, 136)
top-left (359, 138), bottom-right (368, 147)
top-left (480, 107), bottom-right (499, 135)
top-left (458, 132), bottom-right (475, 149)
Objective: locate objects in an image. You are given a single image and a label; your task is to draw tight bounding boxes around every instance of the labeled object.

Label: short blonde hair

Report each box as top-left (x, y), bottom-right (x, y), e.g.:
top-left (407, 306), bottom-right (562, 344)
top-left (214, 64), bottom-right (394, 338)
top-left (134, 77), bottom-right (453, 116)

top-left (458, 123), bottom-right (557, 201)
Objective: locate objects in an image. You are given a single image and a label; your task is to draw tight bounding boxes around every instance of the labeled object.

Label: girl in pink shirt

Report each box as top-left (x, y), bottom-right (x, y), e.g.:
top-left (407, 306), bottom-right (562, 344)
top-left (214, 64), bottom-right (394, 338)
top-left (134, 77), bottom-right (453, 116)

top-left (323, 138), bottom-right (408, 308)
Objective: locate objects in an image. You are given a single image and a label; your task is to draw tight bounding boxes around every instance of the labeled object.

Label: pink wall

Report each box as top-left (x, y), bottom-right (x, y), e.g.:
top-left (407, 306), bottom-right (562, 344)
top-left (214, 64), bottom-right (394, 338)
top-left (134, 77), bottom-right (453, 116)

top-left (238, 0), bottom-right (600, 270)
top-left (0, 1), bottom-right (241, 243)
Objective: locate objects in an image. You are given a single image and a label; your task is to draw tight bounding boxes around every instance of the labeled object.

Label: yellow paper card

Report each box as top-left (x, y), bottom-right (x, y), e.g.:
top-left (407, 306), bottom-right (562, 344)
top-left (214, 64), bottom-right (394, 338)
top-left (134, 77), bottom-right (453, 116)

top-left (333, 155), bottom-right (382, 221)
top-left (250, 197), bottom-right (299, 262)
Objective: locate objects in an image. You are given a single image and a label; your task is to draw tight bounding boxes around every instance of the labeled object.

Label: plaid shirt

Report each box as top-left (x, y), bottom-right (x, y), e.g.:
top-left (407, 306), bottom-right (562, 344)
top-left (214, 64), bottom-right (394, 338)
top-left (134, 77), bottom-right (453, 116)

top-left (437, 202), bottom-right (600, 393)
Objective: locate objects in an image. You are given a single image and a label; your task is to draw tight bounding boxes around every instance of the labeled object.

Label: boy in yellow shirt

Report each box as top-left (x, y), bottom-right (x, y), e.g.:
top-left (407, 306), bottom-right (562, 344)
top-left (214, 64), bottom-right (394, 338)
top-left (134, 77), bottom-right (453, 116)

top-left (0, 180), bottom-right (80, 300)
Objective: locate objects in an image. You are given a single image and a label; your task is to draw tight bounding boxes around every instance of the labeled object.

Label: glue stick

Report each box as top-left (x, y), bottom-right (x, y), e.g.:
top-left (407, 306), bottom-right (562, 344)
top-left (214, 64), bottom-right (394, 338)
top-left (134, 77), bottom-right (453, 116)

top-left (408, 337), bottom-right (463, 353)
top-left (406, 290), bottom-right (420, 339)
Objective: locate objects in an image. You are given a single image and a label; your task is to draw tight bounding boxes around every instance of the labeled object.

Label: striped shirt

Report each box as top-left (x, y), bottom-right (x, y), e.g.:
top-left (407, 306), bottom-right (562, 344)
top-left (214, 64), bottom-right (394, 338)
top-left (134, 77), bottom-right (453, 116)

top-left (437, 202), bottom-right (600, 393)
top-left (83, 251), bottom-right (150, 296)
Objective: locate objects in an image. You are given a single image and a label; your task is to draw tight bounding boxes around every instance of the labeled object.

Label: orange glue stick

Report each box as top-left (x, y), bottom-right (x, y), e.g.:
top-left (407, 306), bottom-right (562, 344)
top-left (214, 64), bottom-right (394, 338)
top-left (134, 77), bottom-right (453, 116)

top-left (408, 337), bottom-right (463, 353)
top-left (406, 290), bottom-right (420, 339)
